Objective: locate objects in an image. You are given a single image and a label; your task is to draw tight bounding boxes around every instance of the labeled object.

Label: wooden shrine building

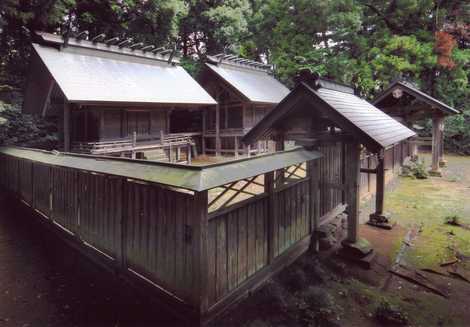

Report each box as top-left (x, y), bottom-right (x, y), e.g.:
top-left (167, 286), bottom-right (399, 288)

top-left (243, 71), bottom-right (416, 238)
top-left (1, 71), bottom-right (416, 325)
top-left (197, 54), bottom-right (290, 156)
top-left (373, 80), bottom-right (460, 175)
top-left (23, 31), bottom-right (216, 162)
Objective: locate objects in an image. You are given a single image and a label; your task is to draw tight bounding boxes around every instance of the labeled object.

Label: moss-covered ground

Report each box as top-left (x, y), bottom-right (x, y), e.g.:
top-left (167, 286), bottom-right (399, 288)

top-left (213, 153), bottom-right (470, 327)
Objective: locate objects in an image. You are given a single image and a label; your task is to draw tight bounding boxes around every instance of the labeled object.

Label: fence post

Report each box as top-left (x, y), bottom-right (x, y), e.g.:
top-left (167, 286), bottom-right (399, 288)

top-left (265, 171), bottom-right (276, 263)
top-left (191, 190), bottom-right (209, 320)
top-left (118, 179), bottom-right (128, 270)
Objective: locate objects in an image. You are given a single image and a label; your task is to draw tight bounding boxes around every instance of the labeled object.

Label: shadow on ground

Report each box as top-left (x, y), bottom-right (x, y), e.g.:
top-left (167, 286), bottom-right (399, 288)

top-left (0, 195), bottom-right (182, 327)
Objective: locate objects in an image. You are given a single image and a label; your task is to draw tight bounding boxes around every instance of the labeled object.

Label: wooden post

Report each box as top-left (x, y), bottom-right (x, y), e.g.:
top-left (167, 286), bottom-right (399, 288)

top-left (202, 110), bottom-right (206, 155)
top-left (131, 131), bottom-right (137, 159)
top-left (234, 136), bottom-right (239, 158)
top-left (275, 134), bottom-right (285, 187)
top-left (160, 130), bottom-right (165, 145)
top-left (257, 141), bottom-right (261, 154)
top-left (430, 114), bottom-right (444, 175)
top-left (246, 144), bottom-right (251, 157)
top-left (346, 142), bottom-right (361, 243)
top-left (307, 158), bottom-right (320, 252)
top-left (63, 102), bottom-right (71, 152)
top-left (439, 119), bottom-right (446, 167)
top-left (215, 94), bottom-right (221, 156)
top-left (187, 144), bottom-right (192, 164)
top-left (265, 171), bottom-right (276, 263)
top-left (373, 153), bottom-right (385, 216)
top-left (176, 146), bottom-right (181, 161)
top-left (191, 190), bottom-right (209, 319)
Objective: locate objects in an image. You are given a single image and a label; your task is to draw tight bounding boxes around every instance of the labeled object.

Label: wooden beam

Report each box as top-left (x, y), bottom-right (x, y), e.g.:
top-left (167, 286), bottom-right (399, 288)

top-left (63, 102), bottom-right (71, 152)
top-left (41, 80), bottom-right (54, 117)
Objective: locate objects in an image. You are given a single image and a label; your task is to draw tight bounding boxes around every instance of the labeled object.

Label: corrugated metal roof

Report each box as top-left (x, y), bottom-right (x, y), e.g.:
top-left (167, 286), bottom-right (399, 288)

top-left (205, 63), bottom-right (290, 104)
top-left (33, 43), bottom-right (216, 105)
top-left (244, 78), bottom-right (416, 151)
top-left (373, 80), bottom-right (460, 115)
top-left (0, 146), bottom-right (321, 192)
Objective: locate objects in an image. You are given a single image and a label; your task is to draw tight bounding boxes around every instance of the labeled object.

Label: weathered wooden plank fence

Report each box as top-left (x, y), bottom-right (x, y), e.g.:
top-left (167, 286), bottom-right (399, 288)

top-left (0, 140), bottom-right (409, 323)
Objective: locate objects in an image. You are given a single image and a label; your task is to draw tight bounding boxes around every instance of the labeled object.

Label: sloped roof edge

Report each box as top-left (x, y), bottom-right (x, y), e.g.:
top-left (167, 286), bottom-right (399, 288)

top-left (373, 80), bottom-right (460, 115)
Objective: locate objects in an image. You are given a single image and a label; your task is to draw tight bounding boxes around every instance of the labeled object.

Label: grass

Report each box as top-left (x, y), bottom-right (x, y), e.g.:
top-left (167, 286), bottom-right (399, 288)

top-left (384, 153), bottom-right (470, 269)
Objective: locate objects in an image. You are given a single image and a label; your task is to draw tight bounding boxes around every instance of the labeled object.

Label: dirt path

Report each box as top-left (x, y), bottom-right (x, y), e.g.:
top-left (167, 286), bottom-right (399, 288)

top-left (0, 195), bottom-right (180, 327)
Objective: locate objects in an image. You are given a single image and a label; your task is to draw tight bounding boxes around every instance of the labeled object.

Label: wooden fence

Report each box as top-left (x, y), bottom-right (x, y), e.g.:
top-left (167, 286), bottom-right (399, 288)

top-left (0, 139), bottom-right (410, 323)
top-left (0, 153), bottom-right (198, 308)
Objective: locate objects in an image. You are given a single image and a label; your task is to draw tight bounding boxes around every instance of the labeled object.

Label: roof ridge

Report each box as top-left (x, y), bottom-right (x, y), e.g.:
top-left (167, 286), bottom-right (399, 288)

top-left (34, 31), bottom-right (179, 65)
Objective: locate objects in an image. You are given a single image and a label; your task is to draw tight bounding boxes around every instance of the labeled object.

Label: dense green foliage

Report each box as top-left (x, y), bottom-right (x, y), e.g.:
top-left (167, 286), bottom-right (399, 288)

top-left (0, 100), bottom-right (58, 148)
top-left (0, 0), bottom-right (468, 152)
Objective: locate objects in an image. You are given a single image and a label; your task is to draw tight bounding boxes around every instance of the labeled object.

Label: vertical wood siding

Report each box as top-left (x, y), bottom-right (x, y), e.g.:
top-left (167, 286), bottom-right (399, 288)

top-left (0, 155), bottom-right (194, 305)
top-left (207, 196), bottom-right (269, 306)
top-left (318, 142), bottom-right (344, 216)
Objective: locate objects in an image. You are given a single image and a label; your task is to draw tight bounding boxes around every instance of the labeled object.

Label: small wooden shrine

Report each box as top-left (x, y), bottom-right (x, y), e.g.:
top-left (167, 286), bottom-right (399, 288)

top-left (373, 80), bottom-right (460, 176)
top-left (244, 71), bottom-right (415, 242)
top-left (197, 54), bottom-right (290, 156)
top-left (22, 31), bottom-right (216, 162)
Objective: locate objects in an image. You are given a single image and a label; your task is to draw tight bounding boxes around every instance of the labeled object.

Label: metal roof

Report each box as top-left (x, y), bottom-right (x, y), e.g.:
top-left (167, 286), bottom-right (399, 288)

top-left (373, 80), bottom-right (460, 115)
top-left (205, 63), bottom-right (290, 104)
top-left (244, 78), bottom-right (416, 152)
top-left (35, 31), bottom-right (181, 64)
top-left (32, 43), bottom-right (216, 105)
top-left (0, 146), bottom-right (321, 192)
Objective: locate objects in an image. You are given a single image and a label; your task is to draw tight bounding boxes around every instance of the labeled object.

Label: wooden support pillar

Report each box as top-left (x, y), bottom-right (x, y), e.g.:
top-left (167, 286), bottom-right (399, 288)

top-left (374, 154), bottom-right (385, 216)
top-left (187, 144), bottom-right (192, 164)
top-left (245, 144), bottom-right (251, 157)
top-left (202, 110), bottom-right (206, 155)
top-left (131, 131), bottom-right (137, 159)
top-left (191, 190), bottom-right (209, 320)
top-left (160, 130), bottom-right (165, 145)
top-left (345, 142), bottom-right (361, 243)
top-left (63, 102), bottom-right (71, 152)
top-left (265, 171), bottom-right (275, 263)
top-left (234, 136), bottom-right (239, 158)
top-left (275, 134), bottom-right (285, 187)
top-left (430, 114), bottom-right (444, 176)
top-left (410, 138), bottom-right (418, 159)
top-left (307, 157), bottom-right (320, 252)
top-left (215, 94), bottom-right (221, 156)
top-left (176, 146), bottom-right (181, 161)
top-left (367, 150), bottom-right (393, 229)
top-left (439, 119), bottom-right (446, 167)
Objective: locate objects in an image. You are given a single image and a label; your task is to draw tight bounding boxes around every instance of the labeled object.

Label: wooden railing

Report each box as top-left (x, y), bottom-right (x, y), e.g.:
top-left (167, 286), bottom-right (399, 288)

top-left (72, 132), bottom-right (200, 158)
